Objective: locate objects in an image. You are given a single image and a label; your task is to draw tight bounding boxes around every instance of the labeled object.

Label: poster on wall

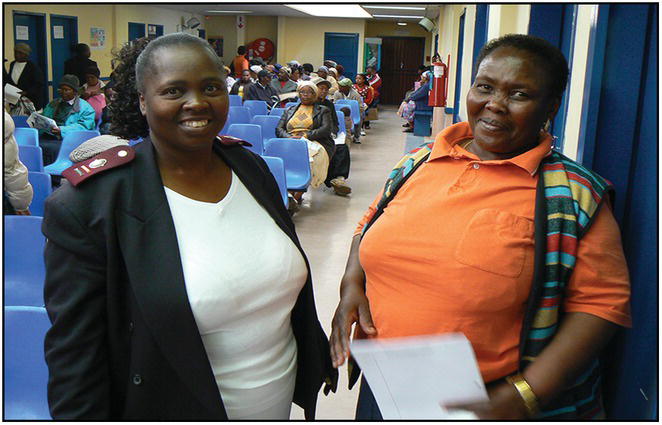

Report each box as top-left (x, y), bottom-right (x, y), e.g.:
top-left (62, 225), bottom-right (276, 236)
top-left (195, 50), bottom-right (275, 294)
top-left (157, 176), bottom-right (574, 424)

top-left (148, 25), bottom-right (157, 36)
top-left (90, 27), bottom-right (106, 49)
top-left (53, 26), bottom-right (64, 39)
top-left (364, 37), bottom-right (382, 70)
top-left (208, 38), bottom-right (223, 57)
top-left (16, 25), bottom-right (29, 40)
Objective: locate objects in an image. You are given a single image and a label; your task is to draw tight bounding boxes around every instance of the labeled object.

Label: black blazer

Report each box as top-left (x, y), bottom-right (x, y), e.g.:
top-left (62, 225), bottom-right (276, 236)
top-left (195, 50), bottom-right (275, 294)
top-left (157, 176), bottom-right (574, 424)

top-left (276, 103), bottom-right (336, 159)
top-left (9, 60), bottom-right (45, 110)
top-left (42, 139), bottom-right (337, 420)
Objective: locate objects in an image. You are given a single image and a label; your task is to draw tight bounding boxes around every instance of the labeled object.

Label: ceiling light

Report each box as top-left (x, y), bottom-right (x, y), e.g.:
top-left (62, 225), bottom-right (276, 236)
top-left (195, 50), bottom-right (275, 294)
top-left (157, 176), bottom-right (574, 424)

top-left (397, 22), bottom-right (407, 26)
top-left (285, 4), bottom-right (373, 18)
top-left (363, 6), bottom-right (426, 11)
top-left (372, 14), bottom-right (425, 19)
top-left (206, 10), bottom-right (253, 14)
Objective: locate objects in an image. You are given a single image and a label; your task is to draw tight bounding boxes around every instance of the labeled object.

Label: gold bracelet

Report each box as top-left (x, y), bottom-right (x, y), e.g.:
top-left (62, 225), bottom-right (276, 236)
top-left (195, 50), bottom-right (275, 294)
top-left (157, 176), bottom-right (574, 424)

top-left (506, 373), bottom-right (539, 418)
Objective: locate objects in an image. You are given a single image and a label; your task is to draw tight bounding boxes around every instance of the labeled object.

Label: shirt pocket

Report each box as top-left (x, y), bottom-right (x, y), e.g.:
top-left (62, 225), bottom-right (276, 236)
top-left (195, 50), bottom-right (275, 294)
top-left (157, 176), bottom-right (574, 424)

top-left (454, 208), bottom-right (534, 278)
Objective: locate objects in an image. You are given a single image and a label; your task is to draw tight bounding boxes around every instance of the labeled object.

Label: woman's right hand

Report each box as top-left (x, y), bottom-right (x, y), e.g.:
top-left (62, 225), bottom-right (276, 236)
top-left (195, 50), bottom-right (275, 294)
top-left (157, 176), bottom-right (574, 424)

top-left (330, 277), bottom-right (377, 368)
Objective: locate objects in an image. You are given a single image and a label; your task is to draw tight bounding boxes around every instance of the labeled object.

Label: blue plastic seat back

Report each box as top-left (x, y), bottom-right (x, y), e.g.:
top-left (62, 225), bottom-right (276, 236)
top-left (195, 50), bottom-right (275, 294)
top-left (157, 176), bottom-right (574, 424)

top-left (251, 115), bottom-right (280, 144)
top-left (128, 138), bottom-right (143, 146)
top-left (14, 128), bottom-right (39, 146)
top-left (4, 306), bottom-right (52, 419)
top-left (4, 216), bottom-right (46, 307)
top-left (262, 155), bottom-right (288, 206)
top-left (227, 124), bottom-right (263, 155)
top-left (263, 138), bottom-right (311, 191)
top-left (12, 115), bottom-right (30, 128)
top-left (229, 94), bottom-right (242, 107)
top-left (269, 107), bottom-right (285, 117)
top-left (335, 99), bottom-right (361, 125)
top-left (18, 145), bottom-right (44, 172)
top-left (27, 172), bottom-right (52, 217)
top-left (336, 111), bottom-right (347, 133)
top-left (284, 101), bottom-right (299, 109)
top-left (221, 106), bottom-right (252, 135)
top-left (43, 130), bottom-right (100, 176)
top-left (243, 100), bottom-right (268, 117)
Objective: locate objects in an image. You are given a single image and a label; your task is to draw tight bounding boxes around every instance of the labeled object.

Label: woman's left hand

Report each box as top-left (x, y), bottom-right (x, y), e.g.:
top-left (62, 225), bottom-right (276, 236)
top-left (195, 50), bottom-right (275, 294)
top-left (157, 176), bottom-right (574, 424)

top-left (443, 381), bottom-right (529, 420)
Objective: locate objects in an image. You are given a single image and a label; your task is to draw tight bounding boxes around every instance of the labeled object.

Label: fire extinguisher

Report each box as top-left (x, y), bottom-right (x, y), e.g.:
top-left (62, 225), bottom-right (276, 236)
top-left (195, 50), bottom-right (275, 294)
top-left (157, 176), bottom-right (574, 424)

top-left (428, 54), bottom-right (449, 107)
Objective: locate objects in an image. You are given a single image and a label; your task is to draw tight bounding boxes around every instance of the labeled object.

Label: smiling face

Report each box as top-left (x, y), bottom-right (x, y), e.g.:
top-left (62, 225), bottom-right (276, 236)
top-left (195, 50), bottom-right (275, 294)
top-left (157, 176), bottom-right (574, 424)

top-left (139, 45), bottom-right (228, 153)
top-left (466, 47), bottom-right (559, 160)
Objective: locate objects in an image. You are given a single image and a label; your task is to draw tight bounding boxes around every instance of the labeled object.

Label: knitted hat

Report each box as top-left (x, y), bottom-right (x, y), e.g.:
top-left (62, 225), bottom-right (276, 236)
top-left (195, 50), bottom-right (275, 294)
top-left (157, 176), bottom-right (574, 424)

top-left (338, 78), bottom-right (353, 87)
top-left (69, 135), bottom-right (130, 163)
top-left (328, 67), bottom-right (338, 76)
top-left (257, 69), bottom-right (271, 79)
top-left (317, 65), bottom-right (329, 73)
top-left (59, 74), bottom-right (80, 91)
top-left (14, 43), bottom-right (31, 55)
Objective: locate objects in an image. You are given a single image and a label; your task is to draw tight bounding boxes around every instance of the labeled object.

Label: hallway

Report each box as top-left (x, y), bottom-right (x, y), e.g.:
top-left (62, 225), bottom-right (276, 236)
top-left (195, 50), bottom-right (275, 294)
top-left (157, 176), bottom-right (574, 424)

top-left (289, 105), bottom-right (431, 419)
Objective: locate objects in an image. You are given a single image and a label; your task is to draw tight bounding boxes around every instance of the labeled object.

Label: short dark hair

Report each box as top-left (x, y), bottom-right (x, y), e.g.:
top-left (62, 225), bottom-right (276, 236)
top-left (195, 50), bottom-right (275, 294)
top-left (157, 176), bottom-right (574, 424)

top-left (75, 43), bottom-right (90, 55)
top-left (135, 32), bottom-right (223, 92)
top-left (302, 63), bottom-right (314, 73)
top-left (474, 34), bottom-right (569, 100)
top-left (85, 65), bottom-right (100, 78)
top-left (237, 45), bottom-right (246, 55)
top-left (340, 106), bottom-right (351, 116)
top-left (356, 73), bottom-right (367, 81)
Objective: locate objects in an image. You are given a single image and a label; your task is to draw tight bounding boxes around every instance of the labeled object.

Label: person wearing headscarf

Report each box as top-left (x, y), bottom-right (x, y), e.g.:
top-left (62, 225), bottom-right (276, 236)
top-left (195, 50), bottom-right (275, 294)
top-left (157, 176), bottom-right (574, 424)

top-left (270, 66), bottom-right (297, 94)
top-left (40, 74), bottom-right (96, 164)
top-left (249, 64), bottom-right (262, 82)
top-left (327, 67), bottom-right (340, 95)
top-left (244, 69), bottom-right (278, 106)
top-left (276, 81), bottom-right (335, 201)
top-left (8, 42), bottom-right (46, 110)
top-left (333, 78), bottom-right (365, 143)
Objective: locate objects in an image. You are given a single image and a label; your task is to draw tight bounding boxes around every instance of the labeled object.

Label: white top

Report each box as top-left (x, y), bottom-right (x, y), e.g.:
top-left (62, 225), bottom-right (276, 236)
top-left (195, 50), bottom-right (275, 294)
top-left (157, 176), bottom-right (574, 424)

top-left (11, 61), bottom-right (26, 85)
top-left (164, 171), bottom-right (308, 419)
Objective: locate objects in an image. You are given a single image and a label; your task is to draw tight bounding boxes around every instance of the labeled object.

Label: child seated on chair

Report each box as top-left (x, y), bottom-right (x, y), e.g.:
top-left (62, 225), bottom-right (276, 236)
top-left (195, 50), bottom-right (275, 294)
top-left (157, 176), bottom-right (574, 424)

top-left (341, 107), bottom-right (354, 145)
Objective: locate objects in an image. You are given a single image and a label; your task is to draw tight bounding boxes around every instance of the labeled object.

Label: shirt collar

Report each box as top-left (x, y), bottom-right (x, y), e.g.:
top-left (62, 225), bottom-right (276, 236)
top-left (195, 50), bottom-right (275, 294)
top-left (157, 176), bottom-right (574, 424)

top-left (66, 97), bottom-right (76, 106)
top-left (428, 121), bottom-right (553, 176)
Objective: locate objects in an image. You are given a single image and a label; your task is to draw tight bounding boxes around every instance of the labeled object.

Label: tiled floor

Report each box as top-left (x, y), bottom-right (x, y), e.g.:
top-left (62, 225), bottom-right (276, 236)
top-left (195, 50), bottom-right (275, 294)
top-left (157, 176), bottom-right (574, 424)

top-left (289, 106), bottom-right (426, 419)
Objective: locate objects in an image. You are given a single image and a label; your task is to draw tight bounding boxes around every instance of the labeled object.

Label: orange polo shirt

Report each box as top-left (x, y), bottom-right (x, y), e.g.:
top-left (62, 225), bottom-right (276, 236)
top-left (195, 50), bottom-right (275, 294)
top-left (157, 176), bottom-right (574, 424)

top-left (355, 122), bottom-right (631, 383)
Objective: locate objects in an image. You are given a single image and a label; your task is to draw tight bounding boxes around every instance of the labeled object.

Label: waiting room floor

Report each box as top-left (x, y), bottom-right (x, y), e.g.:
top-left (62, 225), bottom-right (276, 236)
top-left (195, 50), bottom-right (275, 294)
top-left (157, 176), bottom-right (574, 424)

top-left (289, 105), bottom-right (431, 419)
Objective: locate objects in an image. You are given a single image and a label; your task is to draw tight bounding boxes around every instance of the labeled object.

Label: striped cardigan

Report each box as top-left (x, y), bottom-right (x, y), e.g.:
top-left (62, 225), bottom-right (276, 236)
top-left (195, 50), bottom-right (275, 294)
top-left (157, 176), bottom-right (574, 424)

top-left (351, 142), bottom-right (613, 419)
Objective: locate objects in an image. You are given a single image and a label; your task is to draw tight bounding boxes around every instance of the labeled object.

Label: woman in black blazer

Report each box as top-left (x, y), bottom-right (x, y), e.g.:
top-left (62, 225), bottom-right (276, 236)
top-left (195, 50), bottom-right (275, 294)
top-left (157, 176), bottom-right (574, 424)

top-left (42, 33), bottom-right (337, 420)
top-left (9, 43), bottom-right (46, 110)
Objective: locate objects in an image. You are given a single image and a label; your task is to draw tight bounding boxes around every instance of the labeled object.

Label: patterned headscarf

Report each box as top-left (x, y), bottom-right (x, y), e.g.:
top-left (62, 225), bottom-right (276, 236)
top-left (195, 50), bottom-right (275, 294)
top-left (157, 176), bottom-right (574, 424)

top-left (297, 80), bottom-right (319, 96)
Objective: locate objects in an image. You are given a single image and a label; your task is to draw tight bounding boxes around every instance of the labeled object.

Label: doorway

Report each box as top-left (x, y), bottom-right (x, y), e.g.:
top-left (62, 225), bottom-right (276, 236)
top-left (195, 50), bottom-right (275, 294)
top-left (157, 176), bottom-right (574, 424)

top-left (12, 11), bottom-right (49, 105)
top-left (379, 36), bottom-right (425, 105)
top-left (324, 32), bottom-right (359, 81)
top-left (128, 22), bottom-right (146, 41)
top-left (453, 11), bottom-right (465, 123)
top-left (50, 14), bottom-right (78, 101)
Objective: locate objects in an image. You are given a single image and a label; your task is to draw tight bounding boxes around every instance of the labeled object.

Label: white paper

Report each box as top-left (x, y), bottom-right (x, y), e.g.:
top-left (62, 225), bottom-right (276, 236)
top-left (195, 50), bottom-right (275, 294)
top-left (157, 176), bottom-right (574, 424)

top-left (333, 132), bottom-right (346, 145)
top-left (27, 112), bottom-right (57, 131)
top-left (16, 26), bottom-right (29, 40)
top-left (4, 84), bottom-right (22, 105)
top-left (53, 25), bottom-right (64, 39)
top-left (350, 333), bottom-right (489, 420)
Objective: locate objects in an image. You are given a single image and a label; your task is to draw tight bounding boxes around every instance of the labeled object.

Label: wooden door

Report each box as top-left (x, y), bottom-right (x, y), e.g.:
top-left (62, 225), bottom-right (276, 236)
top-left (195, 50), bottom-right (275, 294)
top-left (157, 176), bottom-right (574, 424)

top-left (379, 37), bottom-right (425, 105)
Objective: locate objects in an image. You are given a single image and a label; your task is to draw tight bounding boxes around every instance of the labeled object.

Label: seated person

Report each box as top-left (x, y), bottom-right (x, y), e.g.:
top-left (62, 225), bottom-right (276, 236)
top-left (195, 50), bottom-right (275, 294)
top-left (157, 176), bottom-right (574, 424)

top-left (403, 71), bottom-right (432, 133)
top-left (276, 81), bottom-right (335, 203)
top-left (80, 65), bottom-right (106, 123)
top-left (99, 80), bottom-right (116, 135)
top-left (332, 78), bottom-right (365, 143)
top-left (230, 69), bottom-right (253, 99)
top-left (244, 69), bottom-right (279, 107)
top-left (270, 66), bottom-right (298, 95)
top-left (40, 74), bottom-right (95, 164)
top-left (317, 80), bottom-right (351, 196)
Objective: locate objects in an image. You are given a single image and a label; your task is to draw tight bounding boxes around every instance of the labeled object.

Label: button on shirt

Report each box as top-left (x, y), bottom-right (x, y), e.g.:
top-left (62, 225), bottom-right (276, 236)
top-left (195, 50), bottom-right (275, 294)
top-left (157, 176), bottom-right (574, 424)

top-left (355, 122), bottom-right (631, 382)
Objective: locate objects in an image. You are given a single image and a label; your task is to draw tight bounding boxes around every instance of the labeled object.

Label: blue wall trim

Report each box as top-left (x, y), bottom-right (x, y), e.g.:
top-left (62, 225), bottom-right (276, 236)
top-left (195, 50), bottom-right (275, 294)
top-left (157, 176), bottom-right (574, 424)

top-left (472, 4), bottom-right (488, 78)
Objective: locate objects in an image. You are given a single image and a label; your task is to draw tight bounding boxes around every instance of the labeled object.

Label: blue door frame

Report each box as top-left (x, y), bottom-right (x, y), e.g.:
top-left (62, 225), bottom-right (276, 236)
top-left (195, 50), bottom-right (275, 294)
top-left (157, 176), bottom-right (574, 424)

top-left (324, 32), bottom-right (359, 81)
top-left (472, 4), bottom-right (488, 74)
top-left (129, 22), bottom-right (146, 41)
top-left (50, 14), bottom-right (78, 99)
top-left (452, 10), bottom-right (465, 123)
top-left (577, 4), bottom-right (658, 420)
top-left (12, 11), bottom-right (49, 105)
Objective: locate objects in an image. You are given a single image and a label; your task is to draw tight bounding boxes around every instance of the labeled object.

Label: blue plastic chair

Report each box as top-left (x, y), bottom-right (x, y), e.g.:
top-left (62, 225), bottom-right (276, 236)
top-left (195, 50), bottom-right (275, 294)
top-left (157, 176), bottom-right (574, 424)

top-left (128, 138), bottom-right (143, 146)
top-left (269, 107), bottom-right (285, 117)
top-left (43, 130), bottom-right (100, 176)
top-left (12, 115), bottom-right (30, 128)
top-left (27, 172), bottom-right (52, 217)
top-left (251, 115), bottom-right (281, 145)
top-left (335, 99), bottom-right (361, 126)
top-left (4, 216), bottom-right (46, 307)
top-left (229, 106), bottom-right (252, 123)
top-left (264, 138), bottom-right (311, 191)
top-left (336, 111), bottom-right (347, 133)
top-left (5, 306), bottom-right (52, 419)
top-left (14, 127), bottom-right (39, 146)
top-left (227, 124), bottom-right (263, 155)
top-left (284, 101), bottom-right (299, 109)
top-left (18, 145), bottom-right (44, 172)
top-left (243, 100), bottom-right (268, 117)
top-left (229, 94), bottom-right (242, 107)
top-left (262, 155), bottom-right (289, 206)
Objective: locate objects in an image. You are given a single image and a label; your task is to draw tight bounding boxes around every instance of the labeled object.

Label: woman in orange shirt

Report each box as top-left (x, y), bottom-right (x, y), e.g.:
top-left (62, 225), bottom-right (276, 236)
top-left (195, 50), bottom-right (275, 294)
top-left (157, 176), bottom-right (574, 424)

top-left (330, 34), bottom-right (630, 420)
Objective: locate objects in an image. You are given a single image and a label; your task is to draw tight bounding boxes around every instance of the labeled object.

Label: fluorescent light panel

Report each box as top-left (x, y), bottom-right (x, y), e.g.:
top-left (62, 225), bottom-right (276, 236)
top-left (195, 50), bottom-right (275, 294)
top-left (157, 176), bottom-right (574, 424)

top-left (397, 22), bottom-right (407, 26)
top-left (363, 6), bottom-right (426, 10)
top-left (206, 10), bottom-right (253, 14)
top-left (285, 4), bottom-right (373, 18)
top-left (372, 14), bottom-right (424, 19)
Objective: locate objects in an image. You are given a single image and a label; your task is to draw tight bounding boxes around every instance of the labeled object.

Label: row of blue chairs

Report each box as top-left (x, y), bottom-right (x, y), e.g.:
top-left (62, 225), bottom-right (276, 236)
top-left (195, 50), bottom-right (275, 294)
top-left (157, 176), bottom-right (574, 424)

top-left (17, 130), bottom-right (101, 176)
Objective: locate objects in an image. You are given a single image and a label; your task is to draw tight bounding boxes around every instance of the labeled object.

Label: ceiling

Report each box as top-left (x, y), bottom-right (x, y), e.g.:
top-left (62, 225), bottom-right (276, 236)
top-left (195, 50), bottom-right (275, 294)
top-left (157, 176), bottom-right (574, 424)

top-left (162, 4), bottom-right (439, 22)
